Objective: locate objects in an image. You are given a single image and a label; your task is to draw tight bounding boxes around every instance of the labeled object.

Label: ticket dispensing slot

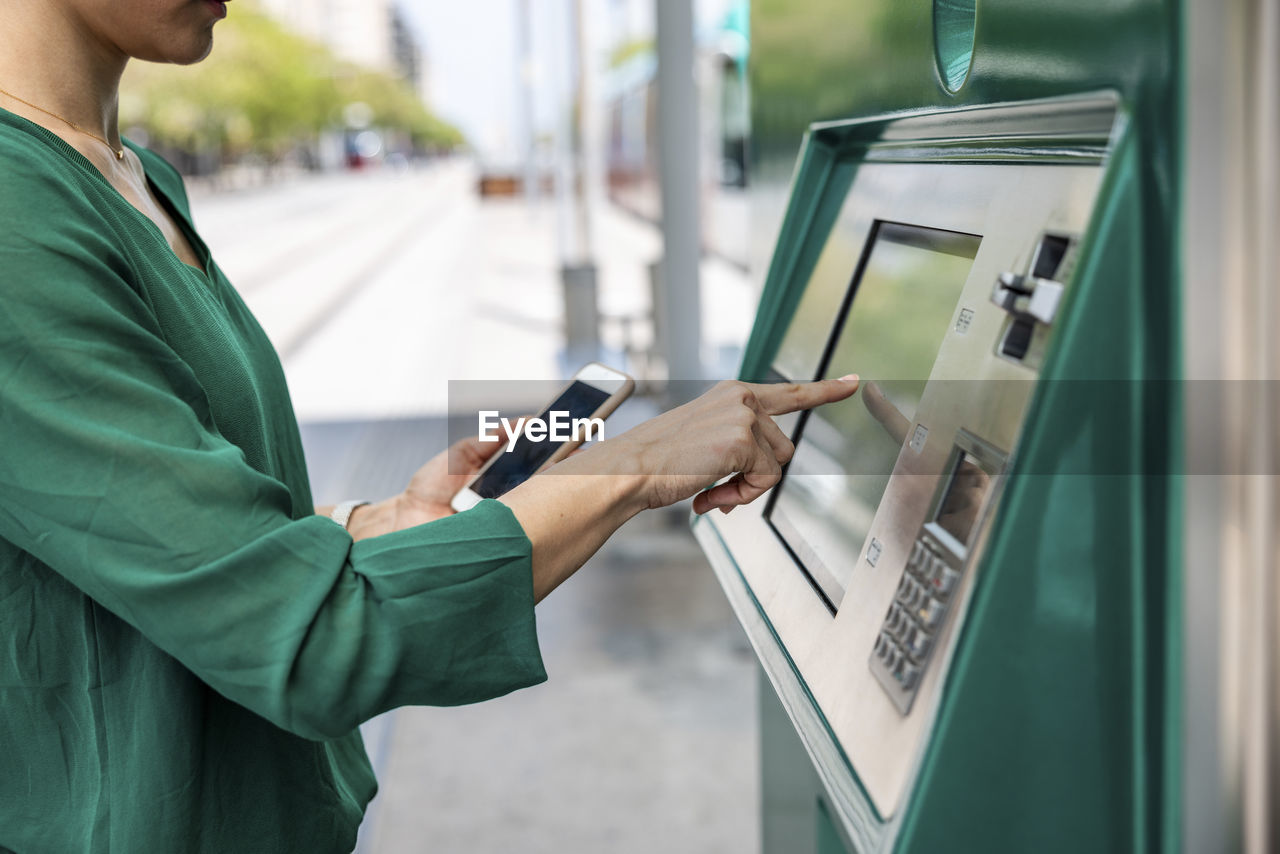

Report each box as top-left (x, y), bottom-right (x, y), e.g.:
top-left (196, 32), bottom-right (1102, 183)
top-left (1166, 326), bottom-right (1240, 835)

top-left (992, 233), bottom-right (1077, 364)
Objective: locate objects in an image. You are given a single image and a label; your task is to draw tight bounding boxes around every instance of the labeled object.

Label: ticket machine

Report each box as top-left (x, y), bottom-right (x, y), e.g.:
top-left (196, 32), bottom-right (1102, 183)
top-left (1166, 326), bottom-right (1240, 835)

top-left (694, 92), bottom-right (1138, 851)
top-left (687, 1), bottom-right (1216, 851)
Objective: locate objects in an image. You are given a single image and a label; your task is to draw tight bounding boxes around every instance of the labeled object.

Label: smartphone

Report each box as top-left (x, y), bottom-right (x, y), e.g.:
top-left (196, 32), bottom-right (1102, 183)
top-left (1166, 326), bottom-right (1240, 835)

top-left (450, 363), bottom-right (635, 512)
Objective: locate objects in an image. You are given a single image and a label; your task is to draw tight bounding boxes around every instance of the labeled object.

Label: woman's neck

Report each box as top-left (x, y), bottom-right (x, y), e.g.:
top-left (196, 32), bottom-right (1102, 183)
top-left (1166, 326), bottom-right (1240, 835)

top-left (0, 2), bottom-right (128, 145)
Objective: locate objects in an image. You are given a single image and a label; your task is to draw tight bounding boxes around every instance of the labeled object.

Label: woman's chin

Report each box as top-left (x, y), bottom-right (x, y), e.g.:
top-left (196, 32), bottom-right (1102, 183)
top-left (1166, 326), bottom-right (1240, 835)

top-left (133, 33), bottom-right (216, 66)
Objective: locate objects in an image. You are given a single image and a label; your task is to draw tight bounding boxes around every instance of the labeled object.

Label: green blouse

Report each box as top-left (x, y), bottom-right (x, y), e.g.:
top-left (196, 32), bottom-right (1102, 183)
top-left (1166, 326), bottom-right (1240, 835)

top-left (0, 110), bottom-right (546, 853)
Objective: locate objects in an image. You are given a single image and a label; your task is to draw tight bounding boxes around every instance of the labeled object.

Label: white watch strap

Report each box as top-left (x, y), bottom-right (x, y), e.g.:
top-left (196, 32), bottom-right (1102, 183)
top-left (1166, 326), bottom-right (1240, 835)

top-left (330, 500), bottom-right (369, 530)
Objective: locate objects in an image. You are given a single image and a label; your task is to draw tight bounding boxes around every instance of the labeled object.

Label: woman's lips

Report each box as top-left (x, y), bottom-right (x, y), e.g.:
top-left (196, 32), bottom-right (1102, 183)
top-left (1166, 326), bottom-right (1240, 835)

top-left (205, 0), bottom-right (227, 19)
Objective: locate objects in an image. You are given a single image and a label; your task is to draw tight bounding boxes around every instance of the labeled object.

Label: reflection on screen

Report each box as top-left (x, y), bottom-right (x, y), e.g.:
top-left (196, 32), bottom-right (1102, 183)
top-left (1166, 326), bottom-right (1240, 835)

top-left (471, 381), bottom-right (610, 499)
top-left (769, 222), bottom-right (981, 607)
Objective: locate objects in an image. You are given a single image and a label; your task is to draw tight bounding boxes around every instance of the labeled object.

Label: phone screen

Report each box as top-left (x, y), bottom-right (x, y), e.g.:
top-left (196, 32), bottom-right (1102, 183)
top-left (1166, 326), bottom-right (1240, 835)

top-left (469, 381), bottom-right (612, 499)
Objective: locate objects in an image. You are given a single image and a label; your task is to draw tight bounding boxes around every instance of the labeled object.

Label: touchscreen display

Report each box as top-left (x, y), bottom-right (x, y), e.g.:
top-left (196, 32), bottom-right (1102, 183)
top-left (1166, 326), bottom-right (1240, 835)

top-left (768, 222), bottom-right (980, 607)
top-left (470, 381), bottom-right (611, 499)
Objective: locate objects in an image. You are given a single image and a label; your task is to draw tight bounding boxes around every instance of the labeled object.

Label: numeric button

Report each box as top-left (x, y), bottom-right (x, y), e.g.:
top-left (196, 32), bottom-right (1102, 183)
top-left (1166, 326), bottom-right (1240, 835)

top-left (884, 603), bottom-right (905, 637)
top-left (904, 626), bottom-right (932, 660)
top-left (934, 563), bottom-right (961, 597)
top-left (917, 596), bottom-right (946, 631)
top-left (896, 659), bottom-right (921, 690)
top-left (895, 574), bottom-right (912, 600)
top-left (874, 632), bottom-right (890, 659)
top-left (907, 542), bottom-right (926, 577)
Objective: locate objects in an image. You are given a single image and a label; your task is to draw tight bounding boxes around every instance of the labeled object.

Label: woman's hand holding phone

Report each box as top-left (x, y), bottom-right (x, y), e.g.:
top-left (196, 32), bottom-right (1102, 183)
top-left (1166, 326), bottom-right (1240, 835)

top-left (344, 434), bottom-right (510, 541)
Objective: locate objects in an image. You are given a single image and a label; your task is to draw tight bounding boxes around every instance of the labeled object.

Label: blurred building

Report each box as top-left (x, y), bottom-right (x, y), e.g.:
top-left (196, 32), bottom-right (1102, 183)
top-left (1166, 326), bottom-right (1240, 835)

top-left (258, 0), bottom-right (427, 93)
top-left (601, 0), bottom-right (750, 267)
top-left (390, 7), bottom-right (429, 97)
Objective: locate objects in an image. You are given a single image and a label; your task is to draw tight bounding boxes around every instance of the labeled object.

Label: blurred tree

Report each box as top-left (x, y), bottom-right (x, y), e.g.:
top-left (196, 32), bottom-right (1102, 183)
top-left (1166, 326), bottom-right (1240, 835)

top-left (120, 3), bottom-right (463, 167)
top-left (750, 0), bottom-right (928, 163)
top-left (609, 38), bottom-right (655, 69)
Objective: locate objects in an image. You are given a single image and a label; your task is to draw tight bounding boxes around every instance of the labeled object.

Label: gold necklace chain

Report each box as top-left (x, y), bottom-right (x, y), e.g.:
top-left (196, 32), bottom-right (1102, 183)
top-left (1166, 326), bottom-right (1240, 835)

top-left (0, 84), bottom-right (124, 160)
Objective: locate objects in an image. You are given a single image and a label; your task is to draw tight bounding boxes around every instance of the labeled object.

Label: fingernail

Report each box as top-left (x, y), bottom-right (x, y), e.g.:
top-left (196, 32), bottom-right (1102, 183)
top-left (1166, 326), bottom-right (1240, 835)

top-left (837, 374), bottom-right (859, 383)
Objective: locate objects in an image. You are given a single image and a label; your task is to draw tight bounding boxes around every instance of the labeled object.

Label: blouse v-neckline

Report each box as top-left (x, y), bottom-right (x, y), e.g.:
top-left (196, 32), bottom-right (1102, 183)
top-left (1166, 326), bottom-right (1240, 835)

top-left (0, 106), bottom-right (214, 281)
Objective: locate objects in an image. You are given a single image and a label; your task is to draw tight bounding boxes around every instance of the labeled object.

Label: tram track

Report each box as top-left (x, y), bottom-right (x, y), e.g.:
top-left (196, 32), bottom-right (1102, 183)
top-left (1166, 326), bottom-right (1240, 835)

top-left (202, 162), bottom-right (474, 365)
top-left (271, 183), bottom-right (467, 362)
top-left (221, 180), bottom-right (425, 296)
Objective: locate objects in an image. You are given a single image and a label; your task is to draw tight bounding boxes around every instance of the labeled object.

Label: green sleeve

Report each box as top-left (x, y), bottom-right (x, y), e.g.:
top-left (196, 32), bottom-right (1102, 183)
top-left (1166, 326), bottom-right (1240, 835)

top-left (0, 183), bottom-right (546, 741)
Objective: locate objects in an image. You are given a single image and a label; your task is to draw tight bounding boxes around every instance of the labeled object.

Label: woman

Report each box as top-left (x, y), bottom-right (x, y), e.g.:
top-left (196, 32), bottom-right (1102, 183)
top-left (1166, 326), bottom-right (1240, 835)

top-left (0, 1), bottom-right (858, 850)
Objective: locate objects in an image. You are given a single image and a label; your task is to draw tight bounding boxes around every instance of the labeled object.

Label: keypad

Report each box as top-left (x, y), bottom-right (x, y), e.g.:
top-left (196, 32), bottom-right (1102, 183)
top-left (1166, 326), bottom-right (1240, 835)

top-left (869, 532), bottom-right (964, 714)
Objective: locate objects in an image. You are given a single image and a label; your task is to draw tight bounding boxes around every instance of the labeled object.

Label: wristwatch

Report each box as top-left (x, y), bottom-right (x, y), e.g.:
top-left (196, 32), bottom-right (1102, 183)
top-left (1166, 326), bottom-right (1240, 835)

top-left (329, 499), bottom-right (370, 531)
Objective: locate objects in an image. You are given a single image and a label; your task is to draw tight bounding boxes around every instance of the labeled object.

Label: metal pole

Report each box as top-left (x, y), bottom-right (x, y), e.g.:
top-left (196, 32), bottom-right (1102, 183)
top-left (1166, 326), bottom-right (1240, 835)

top-left (571, 0), bottom-right (594, 258)
top-left (559, 0), bottom-right (600, 369)
top-left (655, 0), bottom-right (703, 398)
top-left (516, 0), bottom-right (537, 205)
top-left (1183, 1), bottom-right (1280, 852)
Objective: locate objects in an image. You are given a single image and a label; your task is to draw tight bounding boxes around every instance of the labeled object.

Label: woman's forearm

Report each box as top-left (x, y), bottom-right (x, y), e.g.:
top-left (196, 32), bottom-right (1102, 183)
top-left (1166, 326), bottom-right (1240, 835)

top-left (499, 451), bottom-right (649, 603)
top-left (499, 377), bottom-right (858, 602)
top-left (320, 378), bottom-right (858, 604)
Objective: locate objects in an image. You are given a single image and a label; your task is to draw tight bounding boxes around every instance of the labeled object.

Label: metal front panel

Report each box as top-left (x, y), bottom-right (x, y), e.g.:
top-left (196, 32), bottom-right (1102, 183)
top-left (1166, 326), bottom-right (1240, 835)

top-left (696, 137), bottom-right (1109, 823)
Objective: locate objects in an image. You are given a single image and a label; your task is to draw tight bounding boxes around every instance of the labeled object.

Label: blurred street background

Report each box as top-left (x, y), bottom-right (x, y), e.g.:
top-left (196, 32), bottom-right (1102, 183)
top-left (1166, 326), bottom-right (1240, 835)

top-left (126, 0), bottom-right (764, 850)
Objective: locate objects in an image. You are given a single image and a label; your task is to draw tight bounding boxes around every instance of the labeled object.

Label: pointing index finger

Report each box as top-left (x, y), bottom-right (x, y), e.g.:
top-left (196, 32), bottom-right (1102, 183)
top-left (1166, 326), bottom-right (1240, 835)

top-left (749, 375), bottom-right (860, 416)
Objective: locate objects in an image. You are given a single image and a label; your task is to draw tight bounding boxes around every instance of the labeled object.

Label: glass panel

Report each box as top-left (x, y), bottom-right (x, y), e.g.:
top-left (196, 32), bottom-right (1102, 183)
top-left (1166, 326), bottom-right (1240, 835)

top-left (770, 222), bottom-right (980, 607)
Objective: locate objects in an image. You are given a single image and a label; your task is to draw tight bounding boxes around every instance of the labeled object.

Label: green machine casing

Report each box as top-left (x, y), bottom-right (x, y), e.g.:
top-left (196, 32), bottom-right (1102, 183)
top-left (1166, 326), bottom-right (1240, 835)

top-left (692, 2), bottom-right (1182, 852)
